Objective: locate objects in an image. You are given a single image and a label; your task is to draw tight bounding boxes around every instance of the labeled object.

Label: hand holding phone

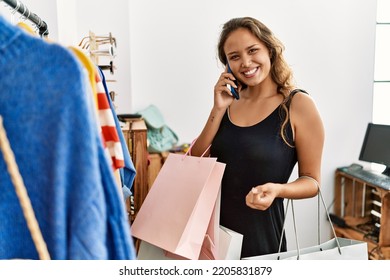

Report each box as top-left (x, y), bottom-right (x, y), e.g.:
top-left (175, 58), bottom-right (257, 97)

top-left (227, 64), bottom-right (239, 100)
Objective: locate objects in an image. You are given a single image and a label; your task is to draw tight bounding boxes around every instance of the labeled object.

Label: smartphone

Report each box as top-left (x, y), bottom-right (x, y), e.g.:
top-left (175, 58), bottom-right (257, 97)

top-left (227, 64), bottom-right (239, 99)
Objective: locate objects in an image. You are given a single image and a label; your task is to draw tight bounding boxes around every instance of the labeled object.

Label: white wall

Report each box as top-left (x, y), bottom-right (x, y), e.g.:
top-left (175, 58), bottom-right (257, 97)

top-left (72, 0), bottom-right (132, 114)
top-left (1, 0), bottom-right (378, 252)
top-left (56, 0), bottom-right (132, 114)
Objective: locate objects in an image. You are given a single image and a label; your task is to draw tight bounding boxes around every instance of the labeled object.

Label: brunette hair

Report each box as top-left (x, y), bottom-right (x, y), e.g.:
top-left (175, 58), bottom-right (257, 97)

top-left (217, 17), bottom-right (296, 147)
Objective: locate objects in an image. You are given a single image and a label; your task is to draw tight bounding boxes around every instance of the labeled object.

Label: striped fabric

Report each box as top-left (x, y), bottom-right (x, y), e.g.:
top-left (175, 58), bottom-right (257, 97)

top-left (95, 70), bottom-right (124, 170)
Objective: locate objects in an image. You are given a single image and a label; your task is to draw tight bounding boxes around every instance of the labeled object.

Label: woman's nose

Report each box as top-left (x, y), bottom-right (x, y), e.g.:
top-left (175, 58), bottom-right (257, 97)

top-left (241, 56), bottom-right (252, 67)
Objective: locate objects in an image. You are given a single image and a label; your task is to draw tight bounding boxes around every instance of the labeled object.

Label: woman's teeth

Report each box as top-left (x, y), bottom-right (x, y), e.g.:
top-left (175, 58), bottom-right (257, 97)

top-left (244, 68), bottom-right (257, 76)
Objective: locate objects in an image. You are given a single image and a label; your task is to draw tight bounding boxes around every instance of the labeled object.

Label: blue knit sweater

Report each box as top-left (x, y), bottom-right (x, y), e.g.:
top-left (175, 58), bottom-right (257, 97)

top-left (0, 16), bottom-right (135, 260)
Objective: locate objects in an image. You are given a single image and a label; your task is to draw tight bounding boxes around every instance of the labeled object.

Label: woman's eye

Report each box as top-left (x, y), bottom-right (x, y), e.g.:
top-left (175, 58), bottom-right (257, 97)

top-left (249, 48), bottom-right (258, 54)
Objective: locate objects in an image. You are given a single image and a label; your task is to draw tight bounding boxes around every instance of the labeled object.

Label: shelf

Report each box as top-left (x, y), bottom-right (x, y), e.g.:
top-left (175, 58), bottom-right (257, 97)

top-left (333, 170), bottom-right (390, 259)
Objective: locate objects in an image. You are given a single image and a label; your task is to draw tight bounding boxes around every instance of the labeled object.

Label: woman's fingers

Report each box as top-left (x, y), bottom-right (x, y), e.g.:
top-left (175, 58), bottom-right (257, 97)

top-left (246, 187), bottom-right (272, 210)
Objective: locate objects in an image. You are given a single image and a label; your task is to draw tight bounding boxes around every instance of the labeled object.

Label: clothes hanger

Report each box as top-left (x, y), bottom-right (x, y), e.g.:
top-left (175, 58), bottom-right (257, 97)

top-left (90, 45), bottom-right (116, 58)
top-left (8, 0), bottom-right (22, 24)
top-left (78, 34), bottom-right (117, 50)
top-left (16, 4), bottom-right (37, 36)
top-left (99, 61), bottom-right (116, 75)
top-left (78, 36), bottom-right (90, 49)
top-left (3, 0), bottom-right (49, 37)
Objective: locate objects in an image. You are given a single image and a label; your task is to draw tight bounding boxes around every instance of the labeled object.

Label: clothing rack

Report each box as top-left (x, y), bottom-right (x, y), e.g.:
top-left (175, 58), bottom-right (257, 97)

top-left (2, 0), bottom-right (49, 36)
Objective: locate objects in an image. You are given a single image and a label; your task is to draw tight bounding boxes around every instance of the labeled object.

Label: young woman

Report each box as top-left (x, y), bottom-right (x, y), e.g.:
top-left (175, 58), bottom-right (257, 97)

top-left (190, 17), bottom-right (325, 258)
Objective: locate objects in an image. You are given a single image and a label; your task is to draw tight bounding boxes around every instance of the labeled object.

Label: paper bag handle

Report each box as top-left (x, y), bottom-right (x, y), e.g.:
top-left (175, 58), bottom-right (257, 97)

top-left (185, 137), bottom-right (211, 158)
top-left (0, 116), bottom-right (51, 260)
top-left (278, 176), bottom-right (341, 259)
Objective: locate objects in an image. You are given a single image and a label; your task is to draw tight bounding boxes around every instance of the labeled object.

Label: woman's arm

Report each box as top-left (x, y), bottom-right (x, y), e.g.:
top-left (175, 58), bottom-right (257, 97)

top-left (190, 106), bottom-right (226, 156)
top-left (191, 68), bottom-right (237, 156)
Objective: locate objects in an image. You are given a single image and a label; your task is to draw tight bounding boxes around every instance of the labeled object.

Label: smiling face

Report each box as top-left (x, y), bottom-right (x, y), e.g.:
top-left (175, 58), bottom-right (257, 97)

top-left (224, 28), bottom-right (272, 88)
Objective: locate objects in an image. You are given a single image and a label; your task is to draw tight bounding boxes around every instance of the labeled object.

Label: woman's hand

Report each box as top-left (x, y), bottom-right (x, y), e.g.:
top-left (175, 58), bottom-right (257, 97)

top-left (213, 67), bottom-right (239, 110)
top-left (245, 183), bottom-right (282, 210)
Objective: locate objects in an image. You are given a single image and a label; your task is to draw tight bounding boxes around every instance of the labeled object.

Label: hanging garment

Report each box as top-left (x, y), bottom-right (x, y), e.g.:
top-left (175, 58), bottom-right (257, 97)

top-left (69, 47), bottom-right (125, 171)
top-left (0, 16), bottom-right (135, 260)
top-left (68, 46), bottom-right (98, 110)
top-left (95, 66), bottom-right (125, 170)
top-left (98, 67), bottom-right (136, 198)
top-left (16, 21), bottom-right (37, 36)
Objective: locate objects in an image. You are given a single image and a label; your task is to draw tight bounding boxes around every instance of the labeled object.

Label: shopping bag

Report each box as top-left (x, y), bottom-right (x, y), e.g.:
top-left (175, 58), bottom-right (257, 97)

top-left (244, 237), bottom-right (368, 260)
top-left (138, 225), bottom-right (244, 260)
top-left (136, 235), bottom-right (218, 260)
top-left (218, 226), bottom-right (243, 260)
top-left (164, 189), bottom-right (221, 260)
top-left (131, 152), bottom-right (225, 260)
top-left (196, 189), bottom-right (221, 260)
top-left (243, 176), bottom-right (368, 260)
top-left (137, 240), bottom-right (174, 260)
top-left (136, 190), bottom-right (242, 261)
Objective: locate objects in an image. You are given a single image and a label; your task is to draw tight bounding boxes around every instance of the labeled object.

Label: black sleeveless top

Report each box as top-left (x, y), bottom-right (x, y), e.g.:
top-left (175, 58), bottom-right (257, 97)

top-left (211, 91), bottom-right (303, 258)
